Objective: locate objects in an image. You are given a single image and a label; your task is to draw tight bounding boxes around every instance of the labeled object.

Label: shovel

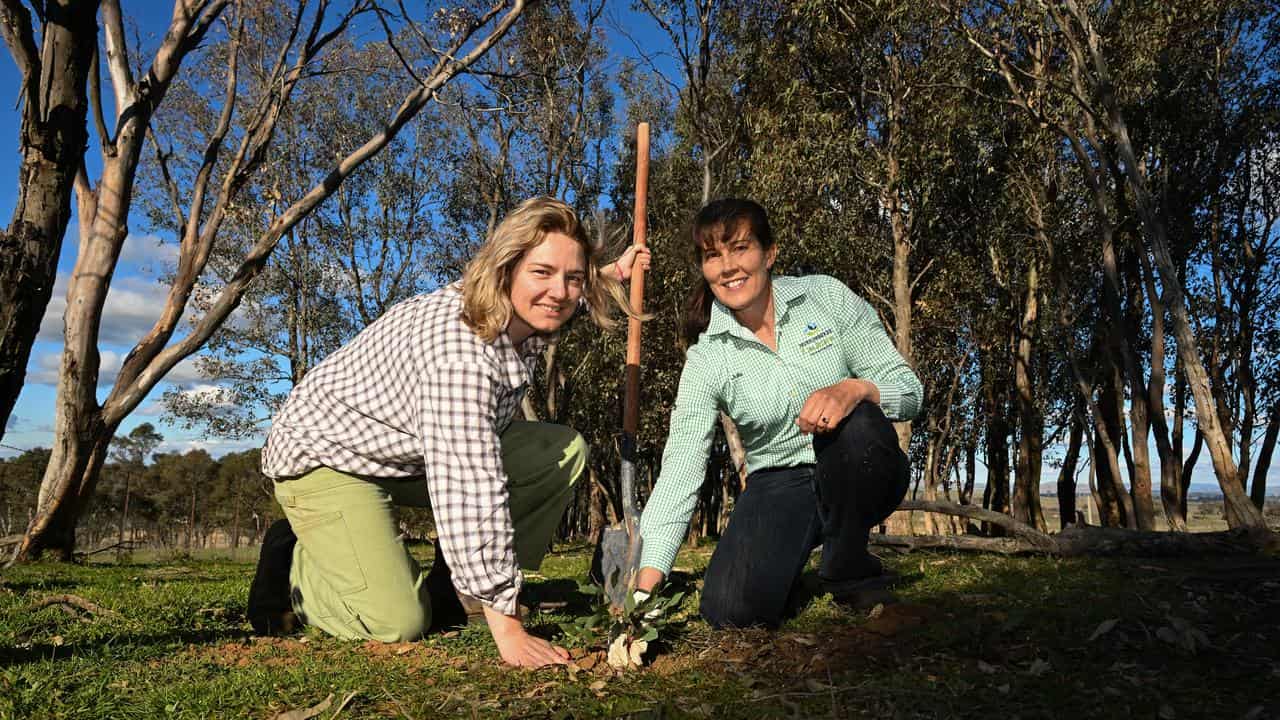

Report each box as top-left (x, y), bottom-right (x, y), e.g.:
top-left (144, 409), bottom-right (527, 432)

top-left (596, 122), bottom-right (651, 611)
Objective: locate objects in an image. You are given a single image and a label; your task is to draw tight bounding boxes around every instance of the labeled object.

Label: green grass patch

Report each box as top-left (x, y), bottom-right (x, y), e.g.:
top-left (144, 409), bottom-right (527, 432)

top-left (2, 545), bottom-right (1277, 719)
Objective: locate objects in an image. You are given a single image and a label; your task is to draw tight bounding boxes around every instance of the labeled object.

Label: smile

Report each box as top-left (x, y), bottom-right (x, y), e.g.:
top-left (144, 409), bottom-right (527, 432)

top-left (724, 278), bottom-right (747, 289)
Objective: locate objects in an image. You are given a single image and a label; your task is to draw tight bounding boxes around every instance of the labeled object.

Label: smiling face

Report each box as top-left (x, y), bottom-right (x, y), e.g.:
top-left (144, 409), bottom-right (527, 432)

top-left (506, 231), bottom-right (587, 345)
top-left (699, 225), bottom-right (777, 318)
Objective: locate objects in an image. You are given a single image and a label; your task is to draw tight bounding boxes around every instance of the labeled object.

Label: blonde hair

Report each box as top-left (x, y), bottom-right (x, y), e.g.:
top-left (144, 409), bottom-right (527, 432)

top-left (461, 197), bottom-right (639, 342)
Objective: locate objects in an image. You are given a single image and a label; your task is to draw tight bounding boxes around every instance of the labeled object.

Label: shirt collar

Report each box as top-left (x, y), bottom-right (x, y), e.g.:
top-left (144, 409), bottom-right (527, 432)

top-left (706, 276), bottom-right (807, 340)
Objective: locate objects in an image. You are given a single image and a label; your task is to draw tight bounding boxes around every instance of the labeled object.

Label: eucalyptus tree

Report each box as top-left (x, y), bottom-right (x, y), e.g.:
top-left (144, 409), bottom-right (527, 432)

top-left (0, 0), bottom-right (97, 443)
top-left (11, 0), bottom-right (531, 562)
top-left (960, 0), bottom-right (1273, 529)
top-left (154, 40), bottom-right (450, 439)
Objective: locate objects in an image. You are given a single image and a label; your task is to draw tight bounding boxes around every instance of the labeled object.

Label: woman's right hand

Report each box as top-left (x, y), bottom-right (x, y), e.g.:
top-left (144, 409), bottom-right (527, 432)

top-left (485, 606), bottom-right (570, 668)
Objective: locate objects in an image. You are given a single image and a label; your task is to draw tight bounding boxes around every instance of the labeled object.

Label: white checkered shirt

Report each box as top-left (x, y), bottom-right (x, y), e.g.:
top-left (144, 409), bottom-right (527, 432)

top-left (262, 284), bottom-right (548, 615)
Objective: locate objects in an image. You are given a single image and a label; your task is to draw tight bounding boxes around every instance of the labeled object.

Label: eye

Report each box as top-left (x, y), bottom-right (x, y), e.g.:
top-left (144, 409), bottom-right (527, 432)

top-left (532, 268), bottom-right (551, 276)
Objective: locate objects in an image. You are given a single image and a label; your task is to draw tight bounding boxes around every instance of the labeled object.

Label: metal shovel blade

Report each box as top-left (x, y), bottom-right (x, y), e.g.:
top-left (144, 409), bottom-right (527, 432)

top-left (595, 451), bottom-right (643, 610)
top-left (595, 524), bottom-right (636, 609)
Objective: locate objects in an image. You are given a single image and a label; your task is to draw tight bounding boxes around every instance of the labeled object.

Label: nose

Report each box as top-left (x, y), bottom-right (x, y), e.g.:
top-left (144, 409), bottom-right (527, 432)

top-left (719, 255), bottom-right (741, 278)
top-left (548, 275), bottom-right (569, 300)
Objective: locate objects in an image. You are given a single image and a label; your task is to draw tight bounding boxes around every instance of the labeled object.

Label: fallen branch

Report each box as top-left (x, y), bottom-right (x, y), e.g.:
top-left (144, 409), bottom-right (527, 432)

top-left (871, 534), bottom-right (1031, 555)
top-left (897, 500), bottom-right (1057, 550)
top-left (30, 594), bottom-right (121, 619)
top-left (82, 539), bottom-right (139, 557)
top-left (874, 501), bottom-right (1276, 557)
top-left (0, 534), bottom-right (21, 549)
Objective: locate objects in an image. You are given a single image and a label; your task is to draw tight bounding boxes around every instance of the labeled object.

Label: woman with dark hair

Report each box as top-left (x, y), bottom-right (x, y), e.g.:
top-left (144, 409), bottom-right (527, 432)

top-left (636, 198), bottom-right (922, 628)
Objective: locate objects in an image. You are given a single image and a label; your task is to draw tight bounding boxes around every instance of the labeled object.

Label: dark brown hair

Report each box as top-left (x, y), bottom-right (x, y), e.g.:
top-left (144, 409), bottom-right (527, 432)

top-left (681, 199), bottom-right (776, 347)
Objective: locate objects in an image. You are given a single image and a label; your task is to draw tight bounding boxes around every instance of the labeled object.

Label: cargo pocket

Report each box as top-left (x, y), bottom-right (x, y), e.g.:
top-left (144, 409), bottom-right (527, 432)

top-left (291, 510), bottom-right (368, 596)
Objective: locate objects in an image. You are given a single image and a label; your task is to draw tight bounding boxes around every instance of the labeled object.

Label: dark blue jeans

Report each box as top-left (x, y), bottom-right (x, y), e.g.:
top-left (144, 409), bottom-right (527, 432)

top-left (699, 402), bottom-right (909, 628)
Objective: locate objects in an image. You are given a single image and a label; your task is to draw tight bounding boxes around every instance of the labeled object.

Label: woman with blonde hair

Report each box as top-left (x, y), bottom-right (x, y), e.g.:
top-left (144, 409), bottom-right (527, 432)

top-left (250, 197), bottom-right (649, 668)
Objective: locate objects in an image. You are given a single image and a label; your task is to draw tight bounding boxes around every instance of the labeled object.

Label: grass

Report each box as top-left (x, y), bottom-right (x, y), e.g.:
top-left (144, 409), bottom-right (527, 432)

top-left (2, 540), bottom-right (1278, 719)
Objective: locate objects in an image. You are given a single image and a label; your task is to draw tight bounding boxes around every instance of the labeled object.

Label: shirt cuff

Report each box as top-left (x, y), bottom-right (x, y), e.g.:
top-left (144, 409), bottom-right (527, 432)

top-left (456, 572), bottom-right (522, 617)
top-left (875, 381), bottom-right (906, 421)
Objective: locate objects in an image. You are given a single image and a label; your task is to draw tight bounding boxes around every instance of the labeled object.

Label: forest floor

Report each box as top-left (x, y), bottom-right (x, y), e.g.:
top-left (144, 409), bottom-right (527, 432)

top-left (2, 539), bottom-right (1278, 719)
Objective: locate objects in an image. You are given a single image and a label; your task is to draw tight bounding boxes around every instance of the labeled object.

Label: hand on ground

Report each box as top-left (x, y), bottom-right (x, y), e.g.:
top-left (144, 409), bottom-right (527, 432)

top-left (486, 607), bottom-right (570, 668)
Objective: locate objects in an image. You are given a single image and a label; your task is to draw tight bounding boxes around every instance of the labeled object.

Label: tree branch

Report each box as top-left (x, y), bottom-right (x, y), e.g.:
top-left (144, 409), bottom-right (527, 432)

top-left (103, 0), bottom-right (529, 425)
top-left (0, 0), bottom-right (41, 115)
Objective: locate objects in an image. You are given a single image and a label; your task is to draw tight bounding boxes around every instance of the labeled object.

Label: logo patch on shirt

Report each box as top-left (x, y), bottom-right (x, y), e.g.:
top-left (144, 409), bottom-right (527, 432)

top-left (799, 327), bottom-right (834, 355)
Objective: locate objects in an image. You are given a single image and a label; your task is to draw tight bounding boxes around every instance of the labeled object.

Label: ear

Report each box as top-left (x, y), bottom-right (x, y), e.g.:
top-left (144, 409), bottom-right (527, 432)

top-left (765, 244), bottom-right (778, 270)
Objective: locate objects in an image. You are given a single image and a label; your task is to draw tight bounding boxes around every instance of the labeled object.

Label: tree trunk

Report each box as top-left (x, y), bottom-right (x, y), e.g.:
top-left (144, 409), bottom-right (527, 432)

top-left (982, 366), bottom-right (1011, 530)
top-left (11, 422), bottom-right (113, 562)
top-left (118, 472), bottom-right (131, 550)
top-left (1012, 259), bottom-right (1046, 532)
top-left (1056, 405), bottom-right (1084, 529)
top-left (0, 0), bottom-right (99, 439)
top-left (961, 441), bottom-right (976, 506)
top-left (1251, 403), bottom-right (1278, 511)
top-left (1181, 428), bottom-right (1203, 518)
top-left (1094, 365), bottom-right (1132, 528)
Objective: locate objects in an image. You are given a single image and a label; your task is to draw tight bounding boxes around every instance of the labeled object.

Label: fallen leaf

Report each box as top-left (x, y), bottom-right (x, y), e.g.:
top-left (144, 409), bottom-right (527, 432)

top-left (588, 680), bottom-right (607, 691)
top-left (867, 603), bottom-right (885, 619)
top-left (977, 660), bottom-right (998, 675)
top-left (1158, 704), bottom-right (1176, 719)
top-left (791, 634), bottom-right (817, 646)
top-left (1087, 618), bottom-right (1119, 642)
top-left (996, 684), bottom-right (1010, 695)
top-left (1027, 658), bottom-right (1051, 677)
top-left (271, 693), bottom-right (333, 720)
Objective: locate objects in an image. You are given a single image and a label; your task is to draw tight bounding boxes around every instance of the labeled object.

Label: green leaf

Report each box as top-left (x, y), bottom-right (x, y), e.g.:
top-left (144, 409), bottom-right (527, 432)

top-left (640, 627), bottom-right (659, 643)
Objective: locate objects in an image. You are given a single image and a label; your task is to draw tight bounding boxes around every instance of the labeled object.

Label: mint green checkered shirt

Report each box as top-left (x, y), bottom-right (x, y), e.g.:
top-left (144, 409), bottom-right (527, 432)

top-left (638, 274), bottom-right (923, 576)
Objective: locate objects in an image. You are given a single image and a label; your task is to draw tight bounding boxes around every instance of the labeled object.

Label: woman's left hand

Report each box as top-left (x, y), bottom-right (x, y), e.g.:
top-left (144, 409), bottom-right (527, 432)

top-left (796, 379), bottom-right (880, 434)
top-left (609, 245), bottom-right (652, 282)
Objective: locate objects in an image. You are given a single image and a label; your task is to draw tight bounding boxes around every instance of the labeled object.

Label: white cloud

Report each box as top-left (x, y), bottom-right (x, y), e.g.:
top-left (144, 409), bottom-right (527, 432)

top-left (27, 350), bottom-right (204, 389)
top-left (157, 436), bottom-right (263, 458)
top-left (5, 414), bottom-right (19, 430)
top-left (117, 232), bottom-right (179, 273)
top-left (38, 269), bottom-right (208, 348)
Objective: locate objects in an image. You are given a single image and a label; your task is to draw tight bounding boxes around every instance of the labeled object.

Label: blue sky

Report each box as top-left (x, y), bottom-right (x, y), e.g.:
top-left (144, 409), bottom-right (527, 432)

top-left (0, 4), bottom-right (1275, 498)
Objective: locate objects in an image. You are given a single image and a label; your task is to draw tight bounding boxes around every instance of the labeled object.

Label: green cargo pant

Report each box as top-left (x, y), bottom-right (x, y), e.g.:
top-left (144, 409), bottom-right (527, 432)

top-left (274, 421), bottom-right (585, 642)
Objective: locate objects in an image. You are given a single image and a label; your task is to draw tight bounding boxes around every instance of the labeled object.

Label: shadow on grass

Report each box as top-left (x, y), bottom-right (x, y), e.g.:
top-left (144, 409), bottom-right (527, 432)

top-left (0, 624), bottom-right (253, 667)
top-left (0, 578), bottom-right (87, 594)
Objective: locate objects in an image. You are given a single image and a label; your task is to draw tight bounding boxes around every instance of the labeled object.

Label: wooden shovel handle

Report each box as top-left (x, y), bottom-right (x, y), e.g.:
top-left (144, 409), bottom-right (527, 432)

top-left (622, 123), bottom-right (650, 436)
